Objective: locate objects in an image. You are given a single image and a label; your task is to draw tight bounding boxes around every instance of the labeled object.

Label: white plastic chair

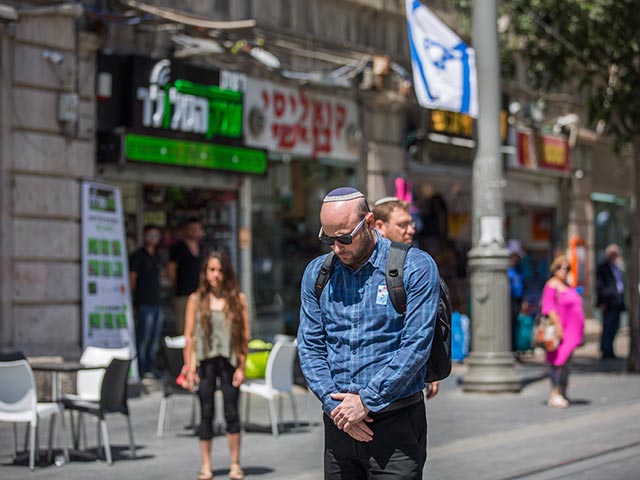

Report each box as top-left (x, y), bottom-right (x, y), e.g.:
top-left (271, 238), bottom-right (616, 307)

top-left (64, 346), bottom-right (131, 450)
top-left (240, 341), bottom-right (299, 437)
top-left (74, 346), bottom-right (131, 401)
top-left (0, 360), bottom-right (70, 470)
top-left (156, 336), bottom-right (199, 437)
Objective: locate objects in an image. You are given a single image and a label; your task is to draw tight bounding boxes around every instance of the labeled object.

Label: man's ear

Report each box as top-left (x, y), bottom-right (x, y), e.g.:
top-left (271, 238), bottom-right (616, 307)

top-left (374, 218), bottom-right (386, 234)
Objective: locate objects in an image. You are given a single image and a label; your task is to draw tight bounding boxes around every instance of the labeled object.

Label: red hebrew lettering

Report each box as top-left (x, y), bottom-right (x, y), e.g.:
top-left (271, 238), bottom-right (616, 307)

top-left (289, 95), bottom-right (297, 114)
top-left (310, 101), bottom-right (334, 157)
top-left (335, 104), bottom-right (346, 137)
top-left (297, 123), bottom-right (309, 143)
top-left (312, 101), bottom-right (324, 124)
top-left (299, 92), bottom-right (309, 121)
top-left (274, 92), bottom-right (286, 117)
top-left (273, 123), bottom-right (302, 149)
top-left (312, 125), bottom-right (332, 157)
top-left (261, 90), bottom-right (270, 109)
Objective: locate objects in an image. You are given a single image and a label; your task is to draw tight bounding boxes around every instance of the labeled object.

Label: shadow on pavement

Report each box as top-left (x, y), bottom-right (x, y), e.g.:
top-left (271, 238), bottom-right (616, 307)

top-left (68, 445), bottom-right (153, 463)
top-left (213, 465), bottom-right (275, 477)
top-left (243, 420), bottom-right (314, 435)
top-left (5, 445), bottom-right (153, 467)
top-left (571, 355), bottom-right (628, 374)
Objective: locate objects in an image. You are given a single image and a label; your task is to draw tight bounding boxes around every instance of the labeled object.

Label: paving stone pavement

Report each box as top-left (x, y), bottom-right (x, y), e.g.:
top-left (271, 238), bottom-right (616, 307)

top-left (1, 324), bottom-right (639, 479)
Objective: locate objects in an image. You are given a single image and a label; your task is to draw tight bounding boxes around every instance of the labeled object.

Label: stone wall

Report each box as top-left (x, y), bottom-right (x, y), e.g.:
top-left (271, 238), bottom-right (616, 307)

top-left (0, 11), bottom-right (99, 356)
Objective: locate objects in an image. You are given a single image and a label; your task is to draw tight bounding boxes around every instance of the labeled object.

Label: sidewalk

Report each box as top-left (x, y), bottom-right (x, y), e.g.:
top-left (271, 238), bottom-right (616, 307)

top-left (1, 327), bottom-right (639, 479)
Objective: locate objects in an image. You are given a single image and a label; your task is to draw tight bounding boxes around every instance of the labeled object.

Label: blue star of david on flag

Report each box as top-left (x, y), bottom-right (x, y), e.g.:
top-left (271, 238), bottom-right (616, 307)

top-left (405, 0), bottom-right (478, 117)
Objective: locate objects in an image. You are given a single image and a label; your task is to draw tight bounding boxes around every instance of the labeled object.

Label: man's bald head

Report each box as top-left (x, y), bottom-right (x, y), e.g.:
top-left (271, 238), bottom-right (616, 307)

top-left (321, 187), bottom-right (370, 227)
top-left (319, 187), bottom-right (375, 269)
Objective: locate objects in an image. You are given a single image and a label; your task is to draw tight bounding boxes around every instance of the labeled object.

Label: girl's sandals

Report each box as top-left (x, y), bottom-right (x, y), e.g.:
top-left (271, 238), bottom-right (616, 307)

top-left (229, 463), bottom-right (244, 480)
top-left (197, 467), bottom-right (213, 480)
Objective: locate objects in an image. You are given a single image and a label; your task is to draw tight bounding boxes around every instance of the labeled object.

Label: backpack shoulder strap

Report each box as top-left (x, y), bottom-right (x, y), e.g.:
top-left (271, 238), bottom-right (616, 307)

top-left (315, 252), bottom-right (337, 303)
top-left (386, 241), bottom-right (411, 314)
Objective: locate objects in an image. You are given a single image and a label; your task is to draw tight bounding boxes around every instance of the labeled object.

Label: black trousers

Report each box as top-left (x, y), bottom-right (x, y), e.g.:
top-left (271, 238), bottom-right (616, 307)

top-left (197, 356), bottom-right (240, 439)
top-left (550, 361), bottom-right (571, 390)
top-left (601, 307), bottom-right (622, 357)
top-left (324, 400), bottom-right (427, 479)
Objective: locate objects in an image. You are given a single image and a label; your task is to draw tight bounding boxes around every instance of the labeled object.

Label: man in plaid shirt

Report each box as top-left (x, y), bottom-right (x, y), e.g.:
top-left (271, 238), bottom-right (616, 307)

top-left (298, 187), bottom-right (439, 479)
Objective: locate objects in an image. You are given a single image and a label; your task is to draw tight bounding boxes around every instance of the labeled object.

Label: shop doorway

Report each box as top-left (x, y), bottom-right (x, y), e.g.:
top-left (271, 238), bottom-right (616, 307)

top-left (593, 194), bottom-right (630, 328)
top-left (117, 181), bottom-right (239, 335)
top-left (251, 159), bottom-right (356, 339)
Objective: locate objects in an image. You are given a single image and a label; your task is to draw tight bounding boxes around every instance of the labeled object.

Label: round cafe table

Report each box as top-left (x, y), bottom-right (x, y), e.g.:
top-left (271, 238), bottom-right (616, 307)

top-left (30, 361), bottom-right (102, 401)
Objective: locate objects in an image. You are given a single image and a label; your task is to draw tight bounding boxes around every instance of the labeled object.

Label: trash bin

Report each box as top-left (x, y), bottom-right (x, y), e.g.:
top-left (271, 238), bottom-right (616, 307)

top-left (245, 339), bottom-right (272, 379)
top-left (451, 311), bottom-right (470, 362)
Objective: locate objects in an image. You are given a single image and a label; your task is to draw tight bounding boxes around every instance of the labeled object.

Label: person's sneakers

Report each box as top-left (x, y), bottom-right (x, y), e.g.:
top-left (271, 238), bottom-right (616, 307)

top-left (547, 394), bottom-right (569, 408)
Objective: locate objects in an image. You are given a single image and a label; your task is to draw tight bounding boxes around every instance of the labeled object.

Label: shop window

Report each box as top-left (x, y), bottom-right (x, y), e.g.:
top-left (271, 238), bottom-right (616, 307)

top-left (251, 159), bottom-right (355, 338)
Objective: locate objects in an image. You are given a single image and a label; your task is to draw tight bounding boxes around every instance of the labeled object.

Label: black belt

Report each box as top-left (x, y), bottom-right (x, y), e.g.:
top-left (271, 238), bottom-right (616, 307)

top-left (375, 391), bottom-right (424, 414)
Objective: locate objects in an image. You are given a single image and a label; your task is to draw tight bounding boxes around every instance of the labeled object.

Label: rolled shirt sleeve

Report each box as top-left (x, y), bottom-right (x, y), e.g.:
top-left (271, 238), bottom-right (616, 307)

top-left (297, 257), bottom-right (341, 416)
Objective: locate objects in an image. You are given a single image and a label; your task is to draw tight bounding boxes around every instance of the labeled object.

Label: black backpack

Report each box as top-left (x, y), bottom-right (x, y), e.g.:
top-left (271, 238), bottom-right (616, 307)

top-left (314, 241), bottom-right (452, 382)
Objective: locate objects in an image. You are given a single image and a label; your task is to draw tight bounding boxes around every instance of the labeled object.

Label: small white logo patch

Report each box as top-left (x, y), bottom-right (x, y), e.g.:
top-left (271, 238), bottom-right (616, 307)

top-left (376, 284), bottom-right (389, 305)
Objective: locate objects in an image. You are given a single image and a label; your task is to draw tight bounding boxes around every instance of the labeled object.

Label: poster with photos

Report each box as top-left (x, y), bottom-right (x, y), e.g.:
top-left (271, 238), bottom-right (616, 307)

top-left (81, 181), bottom-right (139, 380)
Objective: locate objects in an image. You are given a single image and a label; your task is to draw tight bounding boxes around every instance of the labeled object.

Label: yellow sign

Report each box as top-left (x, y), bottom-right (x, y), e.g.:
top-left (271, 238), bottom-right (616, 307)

top-left (428, 109), bottom-right (507, 141)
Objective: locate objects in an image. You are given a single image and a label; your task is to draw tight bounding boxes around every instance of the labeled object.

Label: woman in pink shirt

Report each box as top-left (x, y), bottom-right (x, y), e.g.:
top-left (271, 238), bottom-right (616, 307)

top-left (541, 255), bottom-right (585, 408)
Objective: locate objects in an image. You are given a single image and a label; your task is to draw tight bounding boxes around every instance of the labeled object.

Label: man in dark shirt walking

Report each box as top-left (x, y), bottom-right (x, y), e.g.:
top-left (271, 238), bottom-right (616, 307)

top-left (167, 217), bottom-right (204, 335)
top-left (130, 224), bottom-right (164, 378)
top-left (596, 243), bottom-right (625, 359)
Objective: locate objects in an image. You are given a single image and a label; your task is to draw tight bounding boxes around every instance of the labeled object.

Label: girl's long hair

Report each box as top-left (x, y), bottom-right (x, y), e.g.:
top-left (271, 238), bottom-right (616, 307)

top-left (195, 251), bottom-right (248, 359)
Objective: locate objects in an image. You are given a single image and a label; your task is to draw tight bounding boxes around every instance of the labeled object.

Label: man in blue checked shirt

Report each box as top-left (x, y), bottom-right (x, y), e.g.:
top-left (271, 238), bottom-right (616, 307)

top-left (298, 187), bottom-right (440, 479)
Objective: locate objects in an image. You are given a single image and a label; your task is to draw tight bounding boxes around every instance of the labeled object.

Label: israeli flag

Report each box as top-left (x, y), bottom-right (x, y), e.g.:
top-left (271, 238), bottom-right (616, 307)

top-left (405, 0), bottom-right (478, 118)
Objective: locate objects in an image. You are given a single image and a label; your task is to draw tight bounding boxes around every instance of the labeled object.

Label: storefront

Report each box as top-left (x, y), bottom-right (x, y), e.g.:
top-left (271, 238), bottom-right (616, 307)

top-left (406, 108), bottom-right (481, 314)
top-left (242, 77), bottom-right (360, 338)
top-left (505, 129), bottom-right (570, 304)
top-left (95, 54), bottom-right (266, 334)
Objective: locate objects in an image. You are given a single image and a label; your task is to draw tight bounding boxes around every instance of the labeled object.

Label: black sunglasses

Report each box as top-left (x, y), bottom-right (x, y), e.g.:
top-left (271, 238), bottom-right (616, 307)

top-left (318, 215), bottom-right (368, 245)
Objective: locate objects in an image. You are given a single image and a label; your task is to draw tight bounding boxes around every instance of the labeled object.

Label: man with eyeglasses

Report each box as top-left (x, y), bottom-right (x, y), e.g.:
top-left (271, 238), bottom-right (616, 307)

top-left (371, 196), bottom-right (416, 245)
top-left (298, 187), bottom-right (440, 479)
top-left (372, 196), bottom-right (439, 400)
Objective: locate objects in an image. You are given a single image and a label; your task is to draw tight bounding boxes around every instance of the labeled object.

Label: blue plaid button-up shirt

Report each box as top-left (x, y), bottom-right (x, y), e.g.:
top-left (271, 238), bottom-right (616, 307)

top-left (298, 233), bottom-right (439, 416)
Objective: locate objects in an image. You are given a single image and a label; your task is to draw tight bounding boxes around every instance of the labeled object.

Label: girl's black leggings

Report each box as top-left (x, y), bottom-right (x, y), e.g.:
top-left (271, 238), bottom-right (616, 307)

top-left (197, 356), bottom-right (240, 439)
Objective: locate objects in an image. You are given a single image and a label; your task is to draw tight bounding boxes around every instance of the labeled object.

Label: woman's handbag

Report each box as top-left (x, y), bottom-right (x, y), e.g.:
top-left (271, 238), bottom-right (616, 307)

top-left (533, 314), bottom-right (559, 352)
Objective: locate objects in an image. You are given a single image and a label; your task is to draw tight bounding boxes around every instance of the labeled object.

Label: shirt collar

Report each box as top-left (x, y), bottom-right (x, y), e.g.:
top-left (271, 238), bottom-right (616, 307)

top-left (367, 230), bottom-right (389, 269)
top-left (336, 230), bottom-right (389, 273)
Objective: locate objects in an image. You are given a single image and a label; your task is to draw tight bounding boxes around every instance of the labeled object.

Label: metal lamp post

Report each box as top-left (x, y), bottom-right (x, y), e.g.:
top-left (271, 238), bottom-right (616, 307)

top-left (462, 0), bottom-right (522, 392)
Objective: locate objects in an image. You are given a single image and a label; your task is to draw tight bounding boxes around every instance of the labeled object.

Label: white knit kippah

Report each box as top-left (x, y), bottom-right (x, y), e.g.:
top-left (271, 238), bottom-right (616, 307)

top-left (323, 187), bottom-right (364, 203)
top-left (373, 196), bottom-right (400, 206)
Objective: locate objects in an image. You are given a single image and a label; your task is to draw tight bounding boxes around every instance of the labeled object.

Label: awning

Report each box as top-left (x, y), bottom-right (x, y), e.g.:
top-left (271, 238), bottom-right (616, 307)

top-left (120, 0), bottom-right (255, 30)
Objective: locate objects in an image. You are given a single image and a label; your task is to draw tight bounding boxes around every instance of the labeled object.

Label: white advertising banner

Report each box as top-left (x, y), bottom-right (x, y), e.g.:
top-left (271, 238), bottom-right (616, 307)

top-left (243, 78), bottom-right (360, 161)
top-left (81, 181), bottom-right (138, 379)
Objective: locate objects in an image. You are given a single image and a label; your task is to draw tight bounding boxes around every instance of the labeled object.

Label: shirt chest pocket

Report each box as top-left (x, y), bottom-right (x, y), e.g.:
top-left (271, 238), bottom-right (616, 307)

top-left (368, 283), bottom-right (404, 331)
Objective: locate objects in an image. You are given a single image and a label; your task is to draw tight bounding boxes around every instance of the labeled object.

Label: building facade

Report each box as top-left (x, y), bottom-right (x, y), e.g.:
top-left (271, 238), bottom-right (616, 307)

top-left (0, 0), bottom-right (633, 355)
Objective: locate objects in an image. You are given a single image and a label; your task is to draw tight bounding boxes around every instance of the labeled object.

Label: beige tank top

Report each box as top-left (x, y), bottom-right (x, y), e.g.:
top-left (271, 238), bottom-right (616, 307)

top-left (195, 309), bottom-right (236, 366)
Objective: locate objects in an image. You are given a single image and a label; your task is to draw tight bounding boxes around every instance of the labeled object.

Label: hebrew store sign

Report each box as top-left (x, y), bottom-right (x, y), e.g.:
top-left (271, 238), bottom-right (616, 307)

top-left (243, 78), bottom-right (360, 161)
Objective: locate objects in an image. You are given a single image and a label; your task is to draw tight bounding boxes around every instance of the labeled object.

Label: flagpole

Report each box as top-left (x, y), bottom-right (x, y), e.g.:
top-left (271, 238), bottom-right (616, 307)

top-left (462, 0), bottom-right (521, 392)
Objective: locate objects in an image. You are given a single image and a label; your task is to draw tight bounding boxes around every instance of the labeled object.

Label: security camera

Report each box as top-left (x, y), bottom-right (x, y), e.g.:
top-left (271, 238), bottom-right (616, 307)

top-left (42, 49), bottom-right (65, 65)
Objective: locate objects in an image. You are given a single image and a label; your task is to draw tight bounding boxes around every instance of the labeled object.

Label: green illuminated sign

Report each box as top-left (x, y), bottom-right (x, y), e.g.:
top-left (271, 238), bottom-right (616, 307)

top-left (136, 60), bottom-right (243, 140)
top-left (125, 134), bottom-right (267, 174)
